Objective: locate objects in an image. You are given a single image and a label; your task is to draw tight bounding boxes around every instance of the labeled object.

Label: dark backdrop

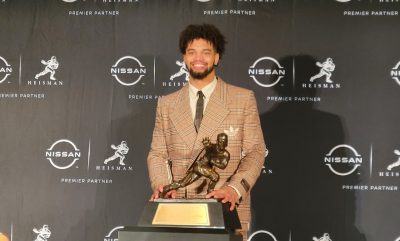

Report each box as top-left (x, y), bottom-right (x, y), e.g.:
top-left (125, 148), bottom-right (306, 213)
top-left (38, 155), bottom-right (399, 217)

top-left (0, 1), bottom-right (399, 241)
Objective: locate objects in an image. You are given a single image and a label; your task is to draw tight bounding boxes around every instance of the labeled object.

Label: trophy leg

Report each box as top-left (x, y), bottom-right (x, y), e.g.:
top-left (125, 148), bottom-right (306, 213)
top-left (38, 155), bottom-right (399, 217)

top-left (160, 173), bottom-right (200, 198)
top-left (206, 172), bottom-right (220, 194)
top-left (160, 182), bottom-right (179, 198)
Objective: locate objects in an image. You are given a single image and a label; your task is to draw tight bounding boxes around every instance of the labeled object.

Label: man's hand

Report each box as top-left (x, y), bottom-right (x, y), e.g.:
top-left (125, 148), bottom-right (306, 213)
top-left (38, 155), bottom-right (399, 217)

top-left (149, 185), bottom-right (177, 201)
top-left (206, 186), bottom-right (239, 211)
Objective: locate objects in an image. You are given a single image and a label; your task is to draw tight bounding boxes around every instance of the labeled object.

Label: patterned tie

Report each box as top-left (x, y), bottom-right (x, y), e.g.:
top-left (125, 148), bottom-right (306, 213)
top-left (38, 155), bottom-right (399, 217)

top-left (194, 90), bottom-right (204, 133)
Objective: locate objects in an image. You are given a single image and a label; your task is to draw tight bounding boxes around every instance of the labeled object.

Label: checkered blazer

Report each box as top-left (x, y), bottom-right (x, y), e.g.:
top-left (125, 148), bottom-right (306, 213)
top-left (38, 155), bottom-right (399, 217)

top-left (147, 78), bottom-right (266, 230)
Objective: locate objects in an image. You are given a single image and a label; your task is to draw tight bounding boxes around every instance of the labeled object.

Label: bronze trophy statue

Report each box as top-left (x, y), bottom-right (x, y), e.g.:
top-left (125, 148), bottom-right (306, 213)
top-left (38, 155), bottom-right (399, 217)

top-left (132, 133), bottom-right (242, 241)
top-left (160, 133), bottom-right (230, 198)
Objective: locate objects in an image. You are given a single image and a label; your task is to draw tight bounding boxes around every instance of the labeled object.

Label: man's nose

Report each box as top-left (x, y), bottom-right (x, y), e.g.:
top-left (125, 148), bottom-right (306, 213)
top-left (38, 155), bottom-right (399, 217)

top-left (193, 52), bottom-right (205, 61)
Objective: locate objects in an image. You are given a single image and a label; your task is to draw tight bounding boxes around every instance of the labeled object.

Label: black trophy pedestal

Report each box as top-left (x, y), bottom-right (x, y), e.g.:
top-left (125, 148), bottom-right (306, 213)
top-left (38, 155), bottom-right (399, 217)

top-left (119, 199), bottom-right (242, 241)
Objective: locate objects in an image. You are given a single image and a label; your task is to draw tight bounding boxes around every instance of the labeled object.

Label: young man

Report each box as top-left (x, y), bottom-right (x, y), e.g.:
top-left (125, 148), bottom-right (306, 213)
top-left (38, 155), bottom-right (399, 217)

top-left (147, 24), bottom-right (267, 239)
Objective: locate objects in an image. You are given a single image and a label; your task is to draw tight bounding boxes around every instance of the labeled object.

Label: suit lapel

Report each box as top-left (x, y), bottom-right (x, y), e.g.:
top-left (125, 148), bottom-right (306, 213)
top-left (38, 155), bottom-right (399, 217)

top-left (170, 85), bottom-right (197, 150)
top-left (194, 79), bottom-right (230, 151)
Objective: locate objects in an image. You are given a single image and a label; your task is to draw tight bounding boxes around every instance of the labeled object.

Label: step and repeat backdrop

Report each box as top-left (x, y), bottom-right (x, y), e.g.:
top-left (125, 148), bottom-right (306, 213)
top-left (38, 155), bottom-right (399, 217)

top-left (0, 0), bottom-right (399, 241)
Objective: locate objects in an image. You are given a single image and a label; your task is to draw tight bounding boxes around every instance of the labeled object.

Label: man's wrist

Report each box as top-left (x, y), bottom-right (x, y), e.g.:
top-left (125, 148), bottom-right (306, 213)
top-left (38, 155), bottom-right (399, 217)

top-left (227, 184), bottom-right (241, 203)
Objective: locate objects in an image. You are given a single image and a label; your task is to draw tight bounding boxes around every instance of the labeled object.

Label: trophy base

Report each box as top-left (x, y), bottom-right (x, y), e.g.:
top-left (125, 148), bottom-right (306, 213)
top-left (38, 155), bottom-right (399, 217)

top-left (119, 226), bottom-right (242, 241)
top-left (139, 198), bottom-right (240, 229)
top-left (119, 199), bottom-right (242, 241)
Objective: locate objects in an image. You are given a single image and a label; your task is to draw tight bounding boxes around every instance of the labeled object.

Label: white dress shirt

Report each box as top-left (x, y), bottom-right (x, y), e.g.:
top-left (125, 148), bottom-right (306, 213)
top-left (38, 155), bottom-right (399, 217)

top-left (188, 77), bottom-right (218, 120)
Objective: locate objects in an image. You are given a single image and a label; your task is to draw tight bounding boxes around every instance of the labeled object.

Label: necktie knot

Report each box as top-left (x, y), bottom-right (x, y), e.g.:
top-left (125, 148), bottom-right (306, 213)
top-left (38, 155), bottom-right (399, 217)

top-left (198, 90), bottom-right (204, 98)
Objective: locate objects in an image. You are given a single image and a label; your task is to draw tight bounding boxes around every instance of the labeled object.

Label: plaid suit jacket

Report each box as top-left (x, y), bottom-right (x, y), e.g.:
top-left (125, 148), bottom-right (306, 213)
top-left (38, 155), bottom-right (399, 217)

top-left (147, 78), bottom-right (266, 230)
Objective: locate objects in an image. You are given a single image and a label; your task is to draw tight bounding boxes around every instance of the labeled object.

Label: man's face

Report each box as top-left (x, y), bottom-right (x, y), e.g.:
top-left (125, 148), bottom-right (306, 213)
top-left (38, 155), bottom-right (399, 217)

top-left (183, 38), bottom-right (220, 80)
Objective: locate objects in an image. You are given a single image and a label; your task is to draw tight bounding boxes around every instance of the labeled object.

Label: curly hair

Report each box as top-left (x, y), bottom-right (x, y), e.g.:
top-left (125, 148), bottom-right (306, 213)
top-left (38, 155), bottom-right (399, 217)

top-left (179, 24), bottom-right (226, 57)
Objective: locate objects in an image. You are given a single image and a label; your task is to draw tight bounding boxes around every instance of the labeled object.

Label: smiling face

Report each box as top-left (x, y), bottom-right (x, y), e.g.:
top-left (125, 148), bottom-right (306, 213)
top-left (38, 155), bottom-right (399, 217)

top-left (183, 38), bottom-right (220, 86)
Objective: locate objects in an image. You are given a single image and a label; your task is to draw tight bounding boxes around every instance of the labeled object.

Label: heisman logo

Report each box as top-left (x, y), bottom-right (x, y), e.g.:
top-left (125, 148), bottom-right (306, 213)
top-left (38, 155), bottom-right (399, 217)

top-left (170, 61), bottom-right (189, 81)
top-left (391, 61), bottom-right (400, 86)
top-left (35, 56), bottom-right (59, 81)
top-left (247, 230), bottom-right (277, 241)
top-left (111, 56), bottom-right (146, 86)
top-left (45, 139), bottom-right (81, 170)
top-left (387, 149), bottom-right (400, 171)
top-left (324, 144), bottom-right (362, 176)
top-left (104, 141), bottom-right (129, 166)
top-left (313, 233), bottom-right (332, 241)
top-left (33, 225), bottom-right (51, 241)
top-left (249, 57), bottom-right (285, 87)
top-left (261, 148), bottom-right (271, 175)
top-left (0, 56), bottom-right (12, 84)
top-left (310, 58), bottom-right (336, 84)
top-left (104, 226), bottom-right (124, 241)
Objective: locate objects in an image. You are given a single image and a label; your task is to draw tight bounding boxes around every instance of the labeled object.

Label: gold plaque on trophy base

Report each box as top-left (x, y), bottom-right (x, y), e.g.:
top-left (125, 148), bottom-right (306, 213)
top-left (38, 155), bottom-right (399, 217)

top-left (152, 203), bottom-right (210, 226)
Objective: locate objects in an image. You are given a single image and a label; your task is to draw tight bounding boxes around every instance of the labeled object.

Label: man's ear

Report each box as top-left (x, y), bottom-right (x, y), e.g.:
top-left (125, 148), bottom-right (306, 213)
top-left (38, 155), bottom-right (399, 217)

top-left (214, 53), bottom-right (220, 66)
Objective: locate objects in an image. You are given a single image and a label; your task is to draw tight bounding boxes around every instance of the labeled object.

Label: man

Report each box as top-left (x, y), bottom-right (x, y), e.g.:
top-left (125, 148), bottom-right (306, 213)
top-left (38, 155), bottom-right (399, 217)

top-left (147, 24), bottom-right (266, 239)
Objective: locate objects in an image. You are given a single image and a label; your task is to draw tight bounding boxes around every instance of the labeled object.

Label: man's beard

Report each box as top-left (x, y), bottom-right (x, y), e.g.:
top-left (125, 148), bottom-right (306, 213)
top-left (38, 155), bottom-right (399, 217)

top-left (188, 65), bottom-right (214, 80)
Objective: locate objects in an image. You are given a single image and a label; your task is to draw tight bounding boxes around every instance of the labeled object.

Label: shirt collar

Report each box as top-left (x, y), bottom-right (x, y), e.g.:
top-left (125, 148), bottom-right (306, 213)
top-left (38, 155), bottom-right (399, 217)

top-left (188, 77), bottom-right (218, 100)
